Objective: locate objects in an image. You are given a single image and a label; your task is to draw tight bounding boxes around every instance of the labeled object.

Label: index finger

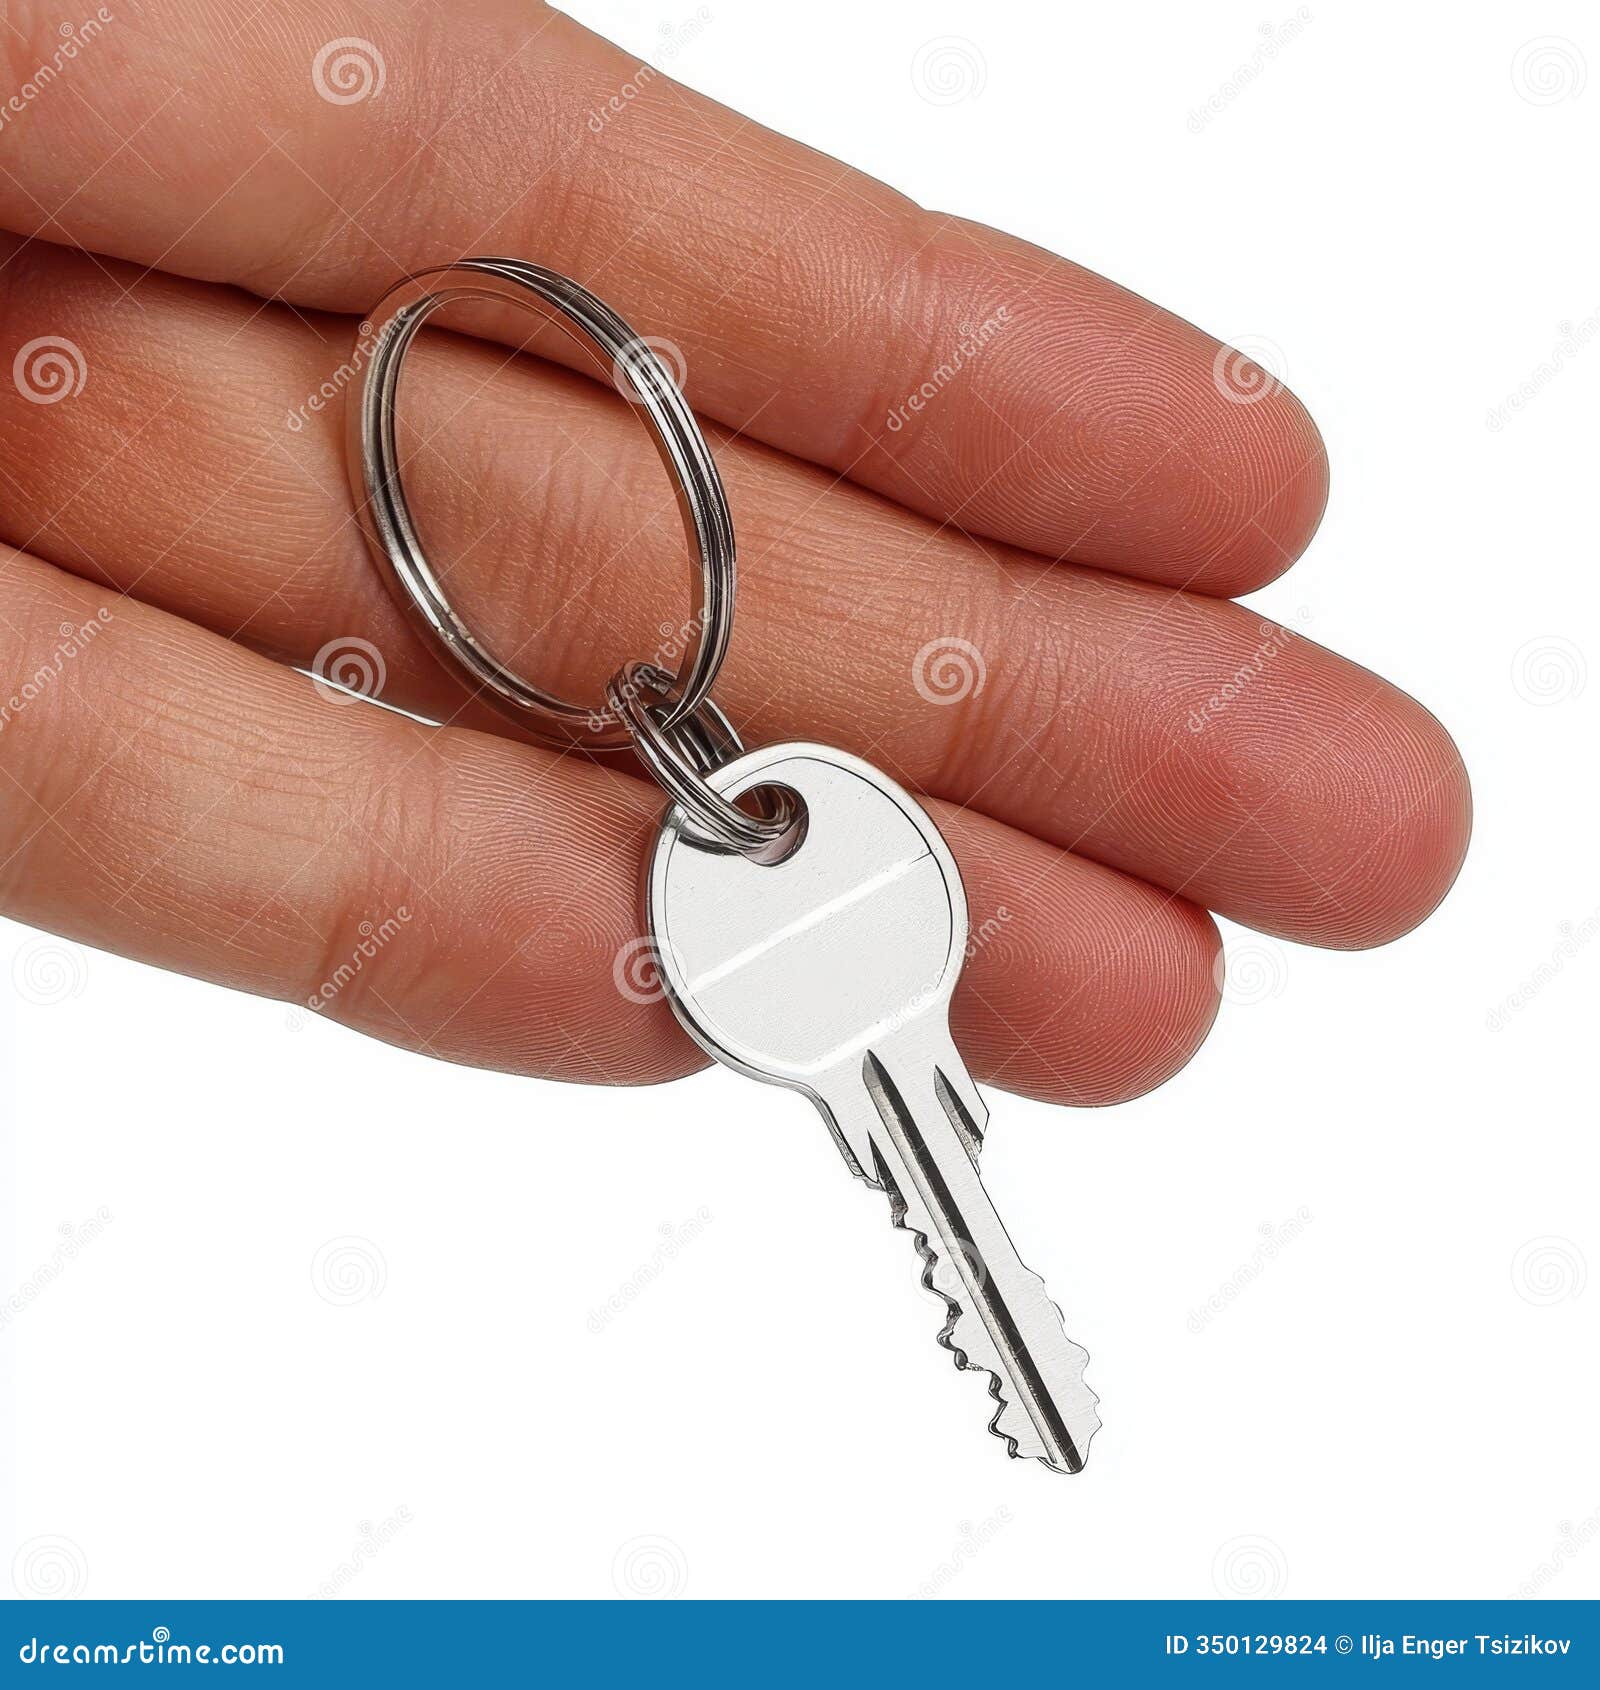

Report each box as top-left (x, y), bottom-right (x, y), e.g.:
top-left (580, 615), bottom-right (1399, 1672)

top-left (0, 0), bottom-right (1325, 593)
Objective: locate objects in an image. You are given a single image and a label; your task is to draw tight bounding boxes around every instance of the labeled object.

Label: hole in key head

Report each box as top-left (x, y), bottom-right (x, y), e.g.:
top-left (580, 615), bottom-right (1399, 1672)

top-left (739, 785), bottom-right (807, 865)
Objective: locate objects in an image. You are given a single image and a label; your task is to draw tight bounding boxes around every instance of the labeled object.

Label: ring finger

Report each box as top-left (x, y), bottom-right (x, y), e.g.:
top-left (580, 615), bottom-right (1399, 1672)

top-left (0, 237), bottom-right (1469, 947)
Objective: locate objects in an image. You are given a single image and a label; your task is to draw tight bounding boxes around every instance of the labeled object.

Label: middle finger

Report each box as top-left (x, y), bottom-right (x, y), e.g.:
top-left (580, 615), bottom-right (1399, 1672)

top-left (0, 241), bottom-right (1467, 946)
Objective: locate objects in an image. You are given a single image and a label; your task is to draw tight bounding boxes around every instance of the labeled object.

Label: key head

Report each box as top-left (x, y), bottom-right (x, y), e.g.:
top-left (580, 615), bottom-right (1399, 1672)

top-left (648, 745), bottom-right (969, 1092)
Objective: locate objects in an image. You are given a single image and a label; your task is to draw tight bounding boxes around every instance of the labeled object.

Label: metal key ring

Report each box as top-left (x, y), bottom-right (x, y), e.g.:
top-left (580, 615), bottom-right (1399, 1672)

top-left (607, 662), bottom-right (799, 858)
top-left (347, 257), bottom-right (735, 748)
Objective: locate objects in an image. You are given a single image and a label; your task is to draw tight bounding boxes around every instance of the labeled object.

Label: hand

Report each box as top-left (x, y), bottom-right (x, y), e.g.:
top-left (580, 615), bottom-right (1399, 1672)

top-left (0, 1), bottom-right (1468, 1103)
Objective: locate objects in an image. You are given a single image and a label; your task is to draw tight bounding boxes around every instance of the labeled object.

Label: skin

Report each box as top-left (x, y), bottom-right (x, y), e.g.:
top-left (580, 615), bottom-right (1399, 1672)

top-left (0, 0), bottom-right (1469, 1106)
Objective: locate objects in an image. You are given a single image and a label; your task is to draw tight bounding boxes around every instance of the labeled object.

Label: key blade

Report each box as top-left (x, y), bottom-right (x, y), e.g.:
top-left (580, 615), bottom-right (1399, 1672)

top-left (853, 1040), bottom-right (1100, 1474)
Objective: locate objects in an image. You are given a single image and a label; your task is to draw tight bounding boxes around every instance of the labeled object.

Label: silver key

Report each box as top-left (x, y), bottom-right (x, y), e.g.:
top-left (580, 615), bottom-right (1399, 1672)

top-left (648, 743), bottom-right (1100, 1473)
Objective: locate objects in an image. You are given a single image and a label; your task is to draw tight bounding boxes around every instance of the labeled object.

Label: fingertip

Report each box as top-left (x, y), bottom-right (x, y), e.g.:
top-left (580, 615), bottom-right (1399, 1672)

top-left (1312, 690), bottom-right (1473, 950)
top-left (1054, 889), bottom-right (1222, 1107)
top-left (950, 818), bottom-right (1223, 1108)
top-left (1175, 370), bottom-right (1331, 596)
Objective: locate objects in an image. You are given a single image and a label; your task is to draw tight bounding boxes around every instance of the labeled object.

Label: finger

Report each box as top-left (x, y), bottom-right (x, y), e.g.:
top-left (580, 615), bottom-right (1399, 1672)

top-left (0, 0), bottom-right (1324, 593)
top-left (0, 241), bottom-right (1466, 947)
top-left (0, 544), bottom-right (1220, 1105)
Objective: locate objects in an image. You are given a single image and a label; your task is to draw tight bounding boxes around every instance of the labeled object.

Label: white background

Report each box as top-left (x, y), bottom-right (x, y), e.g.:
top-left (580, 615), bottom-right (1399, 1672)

top-left (3, 0), bottom-right (1596, 1601)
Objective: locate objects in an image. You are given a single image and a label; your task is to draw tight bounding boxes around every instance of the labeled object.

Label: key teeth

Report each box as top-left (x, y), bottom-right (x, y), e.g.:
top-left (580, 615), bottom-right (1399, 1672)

top-left (885, 1179), bottom-right (1099, 1473)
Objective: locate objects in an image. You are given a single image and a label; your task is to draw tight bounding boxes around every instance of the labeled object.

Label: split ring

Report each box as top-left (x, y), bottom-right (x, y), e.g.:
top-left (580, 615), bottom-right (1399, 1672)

top-left (607, 663), bottom-right (799, 858)
top-left (347, 257), bottom-right (735, 748)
